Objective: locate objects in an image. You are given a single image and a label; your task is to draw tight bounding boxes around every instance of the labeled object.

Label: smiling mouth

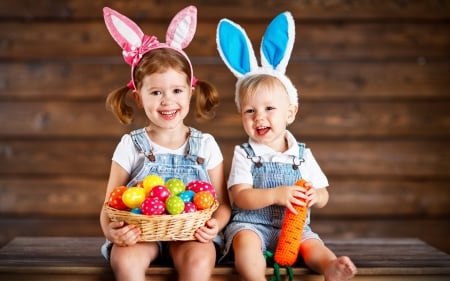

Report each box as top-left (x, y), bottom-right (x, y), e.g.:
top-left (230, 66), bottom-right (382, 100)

top-left (256, 126), bottom-right (270, 135)
top-left (159, 110), bottom-right (178, 119)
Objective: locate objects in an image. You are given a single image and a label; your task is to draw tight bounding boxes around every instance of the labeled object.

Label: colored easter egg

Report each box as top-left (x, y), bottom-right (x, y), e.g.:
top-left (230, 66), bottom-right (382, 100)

top-left (178, 190), bottom-right (196, 203)
top-left (165, 178), bottom-right (185, 195)
top-left (165, 196), bottom-right (185, 215)
top-left (141, 197), bottom-right (165, 215)
top-left (149, 185), bottom-right (170, 202)
top-left (193, 191), bottom-right (215, 210)
top-left (130, 207), bottom-right (142, 214)
top-left (143, 174), bottom-right (165, 195)
top-left (183, 202), bottom-right (197, 213)
top-left (108, 186), bottom-right (128, 210)
top-left (186, 180), bottom-right (216, 197)
top-left (122, 187), bottom-right (146, 209)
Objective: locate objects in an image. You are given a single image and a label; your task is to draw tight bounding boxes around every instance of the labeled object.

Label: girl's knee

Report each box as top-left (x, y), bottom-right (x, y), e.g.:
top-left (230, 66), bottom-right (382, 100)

top-left (186, 248), bottom-right (215, 268)
top-left (110, 246), bottom-right (155, 274)
top-left (111, 255), bottom-right (147, 277)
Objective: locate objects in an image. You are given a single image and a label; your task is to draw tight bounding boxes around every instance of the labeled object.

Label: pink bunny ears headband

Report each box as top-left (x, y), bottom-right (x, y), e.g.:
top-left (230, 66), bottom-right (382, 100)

top-left (103, 6), bottom-right (198, 90)
top-left (217, 12), bottom-right (298, 111)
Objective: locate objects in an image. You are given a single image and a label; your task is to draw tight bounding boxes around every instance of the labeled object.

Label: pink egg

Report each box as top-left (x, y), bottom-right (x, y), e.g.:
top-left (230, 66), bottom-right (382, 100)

top-left (183, 202), bottom-right (197, 213)
top-left (149, 185), bottom-right (170, 202)
top-left (186, 180), bottom-right (216, 197)
top-left (141, 197), bottom-right (165, 215)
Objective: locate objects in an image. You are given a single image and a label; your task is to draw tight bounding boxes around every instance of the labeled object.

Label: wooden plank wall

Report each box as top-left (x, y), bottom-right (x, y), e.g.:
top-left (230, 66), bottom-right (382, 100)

top-left (0, 0), bottom-right (449, 254)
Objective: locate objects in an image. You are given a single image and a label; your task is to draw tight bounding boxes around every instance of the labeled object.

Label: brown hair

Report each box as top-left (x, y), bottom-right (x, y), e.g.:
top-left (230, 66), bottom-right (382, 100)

top-left (106, 48), bottom-right (219, 124)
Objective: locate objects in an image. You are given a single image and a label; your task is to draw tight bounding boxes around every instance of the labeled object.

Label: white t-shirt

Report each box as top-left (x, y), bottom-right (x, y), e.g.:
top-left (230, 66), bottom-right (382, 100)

top-left (227, 130), bottom-right (328, 189)
top-left (112, 131), bottom-right (223, 180)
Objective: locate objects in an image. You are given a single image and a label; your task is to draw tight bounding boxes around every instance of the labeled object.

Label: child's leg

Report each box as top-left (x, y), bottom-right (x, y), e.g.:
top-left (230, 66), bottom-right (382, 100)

top-left (300, 239), bottom-right (357, 281)
top-left (170, 240), bottom-right (216, 281)
top-left (110, 242), bottom-right (159, 281)
top-left (232, 230), bottom-right (267, 281)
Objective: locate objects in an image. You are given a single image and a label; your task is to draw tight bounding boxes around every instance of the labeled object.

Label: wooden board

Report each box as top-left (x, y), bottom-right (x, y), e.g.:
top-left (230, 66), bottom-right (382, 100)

top-left (0, 237), bottom-right (449, 281)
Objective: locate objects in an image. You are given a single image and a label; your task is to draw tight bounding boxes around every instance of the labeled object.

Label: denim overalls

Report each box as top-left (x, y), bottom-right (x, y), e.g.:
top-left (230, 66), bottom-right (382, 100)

top-left (101, 127), bottom-right (211, 260)
top-left (127, 127), bottom-right (210, 186)
top-left (222, 141), bottom-right (319, 260)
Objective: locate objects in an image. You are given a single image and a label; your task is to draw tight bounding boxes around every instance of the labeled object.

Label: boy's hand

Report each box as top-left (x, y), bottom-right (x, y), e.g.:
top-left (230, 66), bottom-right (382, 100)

top-left (275, 184), bottom-right (308, 214)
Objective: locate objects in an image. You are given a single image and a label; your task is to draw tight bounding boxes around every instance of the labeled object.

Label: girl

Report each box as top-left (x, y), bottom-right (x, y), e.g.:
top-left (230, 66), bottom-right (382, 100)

top-left (216, 12), bottom-right (357, 281)
top-left (100, 6), bottom-right (230, 281)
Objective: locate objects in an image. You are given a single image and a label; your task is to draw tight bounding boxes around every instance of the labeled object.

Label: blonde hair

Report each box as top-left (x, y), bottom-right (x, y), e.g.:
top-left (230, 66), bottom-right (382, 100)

top-left (106, 48), bottom-right (219, 124)
top-left (236, 74), bottom-right (288, 111)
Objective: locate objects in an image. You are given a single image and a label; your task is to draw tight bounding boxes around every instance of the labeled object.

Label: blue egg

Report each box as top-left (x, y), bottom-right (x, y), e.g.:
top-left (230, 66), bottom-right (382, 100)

top-left (178, 190), bottom-right (195, 203)
top-left (130, 208), bottom-right (142, 214)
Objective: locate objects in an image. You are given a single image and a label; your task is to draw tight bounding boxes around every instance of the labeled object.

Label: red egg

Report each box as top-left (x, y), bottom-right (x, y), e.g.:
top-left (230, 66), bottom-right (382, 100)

top-left (148, 185), bottom-right (170, 202)
top-left (186, 180), bottom-right (216, 197)
top-left (108, 186), bottom-right (128, 210)
top-left (183, 202), bottom-right (197, 213)
top-left (141, 197), bottom-right (165, 215)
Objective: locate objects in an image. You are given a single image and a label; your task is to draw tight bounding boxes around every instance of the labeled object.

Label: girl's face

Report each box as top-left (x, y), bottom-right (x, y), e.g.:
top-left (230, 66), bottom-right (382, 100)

top-left (135, 68), bottom-right (192, 130)
top-left (240, 82), bottom-right (297, 152)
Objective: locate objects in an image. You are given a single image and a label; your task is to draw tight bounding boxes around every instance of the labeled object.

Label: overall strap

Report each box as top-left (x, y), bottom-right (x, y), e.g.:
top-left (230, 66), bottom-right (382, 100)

top-left (186, 127), bottom-right (204, 164)
top-left (291, 142), bottom-right (306, 170)
top-left (298, 142), bottom-right (305, 160)
top-left (130, 128), bottom-right (156, 161)
top-left (240, 143), bottom-right (263, 168)
top-left (240, 143), bottom-right (255, 157)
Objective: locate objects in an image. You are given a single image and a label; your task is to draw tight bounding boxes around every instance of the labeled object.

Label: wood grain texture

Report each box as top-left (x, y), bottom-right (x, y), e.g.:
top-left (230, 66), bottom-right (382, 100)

top-left (0, 0), bottom-right (449, 20)
top-left (2, 62), bottom-right (449, 101)
top-left (1, 22), bottom-right (449, 59)
top-left (0, 237), bottom-right (449, 281)
top-left (1, 100), bottom-right (449, 138)
top-left (0, 0), bottom-right (449, 255)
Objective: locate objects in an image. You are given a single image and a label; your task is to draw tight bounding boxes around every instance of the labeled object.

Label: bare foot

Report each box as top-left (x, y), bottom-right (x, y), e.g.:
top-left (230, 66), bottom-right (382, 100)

top-left (324, 256), bottom-right (357, 281)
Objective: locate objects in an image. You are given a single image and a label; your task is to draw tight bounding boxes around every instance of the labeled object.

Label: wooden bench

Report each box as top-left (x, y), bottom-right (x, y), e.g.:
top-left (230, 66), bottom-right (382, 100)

top-left (0, 237), bottom-right (449, 281)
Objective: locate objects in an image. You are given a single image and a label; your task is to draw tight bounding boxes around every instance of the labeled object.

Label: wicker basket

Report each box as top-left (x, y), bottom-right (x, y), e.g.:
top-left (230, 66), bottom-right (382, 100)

top-left (103, 200), bottom-right (219, 241)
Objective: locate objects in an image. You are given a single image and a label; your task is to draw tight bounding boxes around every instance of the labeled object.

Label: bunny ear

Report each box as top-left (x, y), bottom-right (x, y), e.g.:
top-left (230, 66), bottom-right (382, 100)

top-left (166, 6), bottom-right (197, 49)
top-left (260, 12), bottom-right (295, 74)
top-left (217, 19), bottom-right (258, 78)
top-left (103, 7), bottom-right (144, 49)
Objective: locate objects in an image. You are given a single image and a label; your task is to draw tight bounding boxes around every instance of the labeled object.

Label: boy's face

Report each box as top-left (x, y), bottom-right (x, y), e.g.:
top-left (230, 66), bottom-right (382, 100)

top-left (239, 82), bottom-right (297, 152)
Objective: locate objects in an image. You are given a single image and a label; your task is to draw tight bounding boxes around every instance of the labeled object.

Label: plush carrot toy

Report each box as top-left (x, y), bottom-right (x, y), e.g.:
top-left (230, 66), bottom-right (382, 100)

top-left (274, 178), bottom-right (309, 266)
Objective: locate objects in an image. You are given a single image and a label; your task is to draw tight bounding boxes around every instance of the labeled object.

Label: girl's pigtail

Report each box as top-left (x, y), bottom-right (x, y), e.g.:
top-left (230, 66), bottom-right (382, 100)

top-left (105, 86), bottom-right (134, 125)
top-left (194, 80), bottom-right (219, 120)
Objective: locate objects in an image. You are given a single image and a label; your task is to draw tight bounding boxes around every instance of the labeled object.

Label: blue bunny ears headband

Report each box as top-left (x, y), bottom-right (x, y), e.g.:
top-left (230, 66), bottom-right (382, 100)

top-left (217, 12), bottom-right (298, 111)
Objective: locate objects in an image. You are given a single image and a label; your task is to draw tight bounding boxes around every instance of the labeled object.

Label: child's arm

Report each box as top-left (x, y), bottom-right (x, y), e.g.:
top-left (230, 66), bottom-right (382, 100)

top-left (100, 161), bottom-right (141, 246)
top-left (230, 182), bottom-right (306, 214)
top-left (207, 162), bottom-right (231, 230)
top-left (195, 162), bottom-right (231, 242)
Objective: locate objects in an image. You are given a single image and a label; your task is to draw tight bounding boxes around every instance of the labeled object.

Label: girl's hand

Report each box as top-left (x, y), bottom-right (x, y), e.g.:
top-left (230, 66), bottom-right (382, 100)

top-left (108, 221), bottom-right (141, 247)
top-left (195, 218), bottom-right (219, 243)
